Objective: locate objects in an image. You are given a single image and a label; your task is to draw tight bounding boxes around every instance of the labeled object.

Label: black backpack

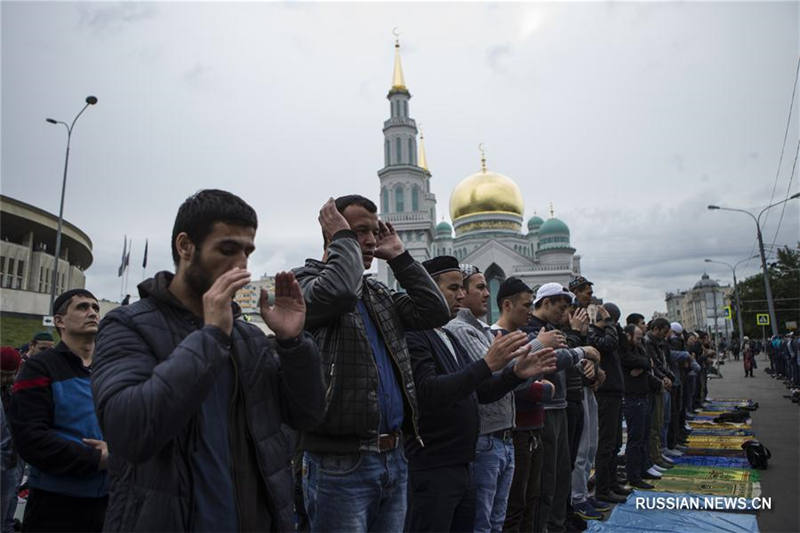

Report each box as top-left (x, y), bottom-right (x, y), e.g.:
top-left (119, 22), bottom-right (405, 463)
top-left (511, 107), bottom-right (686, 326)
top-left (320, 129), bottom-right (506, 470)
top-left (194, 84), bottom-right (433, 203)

top-left (742, 440), bottom-right (771, 469)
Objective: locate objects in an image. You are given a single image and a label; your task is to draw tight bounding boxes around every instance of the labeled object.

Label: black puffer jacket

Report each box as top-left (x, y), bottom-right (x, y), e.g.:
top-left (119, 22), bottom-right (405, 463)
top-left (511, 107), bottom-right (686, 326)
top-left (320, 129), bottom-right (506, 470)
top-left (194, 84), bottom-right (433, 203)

top-left (592, 324), bottom-right (624, 396)
top-left (92, 272), bottom-right (324, 532)
top-left (620, 343), bottom-right (653, 397)
top-left (293, 231), bottom-right (450, 453)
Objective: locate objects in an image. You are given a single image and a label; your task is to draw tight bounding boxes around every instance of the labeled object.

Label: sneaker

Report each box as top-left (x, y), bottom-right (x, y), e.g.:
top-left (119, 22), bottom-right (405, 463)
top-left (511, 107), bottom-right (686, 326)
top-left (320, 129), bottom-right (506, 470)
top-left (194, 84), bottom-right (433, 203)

top-left (664, 449), bottom-right (683, 458)
top-left (660, 454), bottom-right (675, 464)
top-left (588, 498), bottom-right (611, 512)
top-left (642, 471), bottom-right (660, 480)
top-left (573, 501), bottom-right (603, 521)
top-left (652, 464), bottom-right (667, 473)
top-left (646, 467), bottom-right (663, 478)
top-left (655, 460), bottom-right (674, 469)
top-left (630, 479), bottom-right (655, 489)
top-left (675, 445), bottom-right (689, 452)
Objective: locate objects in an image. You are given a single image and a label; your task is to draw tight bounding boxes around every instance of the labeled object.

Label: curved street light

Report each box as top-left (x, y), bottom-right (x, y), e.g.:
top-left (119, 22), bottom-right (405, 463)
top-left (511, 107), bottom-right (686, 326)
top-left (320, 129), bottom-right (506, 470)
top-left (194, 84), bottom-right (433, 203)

top-left (45, 95), bottom-right (98, 317)
top-left (704, 255), bottom-right (759, 348)
top-left (707, 192), bottom-right (800, 337)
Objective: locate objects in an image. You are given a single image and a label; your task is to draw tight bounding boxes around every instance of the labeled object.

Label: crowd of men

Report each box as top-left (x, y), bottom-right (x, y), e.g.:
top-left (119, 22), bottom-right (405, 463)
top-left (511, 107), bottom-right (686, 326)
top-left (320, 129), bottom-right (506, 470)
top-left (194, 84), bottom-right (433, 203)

top-left (0, 189), bottom-right (762, 533)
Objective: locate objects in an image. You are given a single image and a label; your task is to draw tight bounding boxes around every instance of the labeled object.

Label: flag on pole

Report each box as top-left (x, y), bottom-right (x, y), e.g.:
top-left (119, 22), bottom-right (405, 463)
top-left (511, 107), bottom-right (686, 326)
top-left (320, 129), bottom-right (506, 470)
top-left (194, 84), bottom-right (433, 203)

top-left (117, 235), bottom-right (127, 277)
top-left (142, 239), bottom-right (148, 269)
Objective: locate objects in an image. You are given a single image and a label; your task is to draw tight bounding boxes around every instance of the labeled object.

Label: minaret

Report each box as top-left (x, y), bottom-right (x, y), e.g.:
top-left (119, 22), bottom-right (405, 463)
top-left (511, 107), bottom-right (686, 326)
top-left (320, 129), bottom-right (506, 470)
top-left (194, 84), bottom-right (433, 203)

top-left (377, 30), bottom-right (437, 288)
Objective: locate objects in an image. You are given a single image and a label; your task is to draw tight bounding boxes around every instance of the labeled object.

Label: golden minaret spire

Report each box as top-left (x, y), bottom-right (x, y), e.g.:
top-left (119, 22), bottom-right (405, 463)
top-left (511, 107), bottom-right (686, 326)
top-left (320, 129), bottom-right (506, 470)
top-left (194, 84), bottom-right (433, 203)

top-left (391, 27), bottom-right (407, 91)
top-left (418, 125), bottom-right (429, 171)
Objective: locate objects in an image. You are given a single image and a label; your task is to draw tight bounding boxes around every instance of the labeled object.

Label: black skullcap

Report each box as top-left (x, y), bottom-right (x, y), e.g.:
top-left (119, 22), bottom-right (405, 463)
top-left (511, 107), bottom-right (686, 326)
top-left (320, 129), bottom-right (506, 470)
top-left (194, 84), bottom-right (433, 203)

top-left (52, 288), bottom-right (97, 315)
top-left (603, 302), bottom-right (621, 323)
top-left (33, 331), bottom-right (54, 342)
top-left (496, 277), bottom-right (532, 308)
top-left (422, 256), bottom-right (460, 278)
top-left (568, 276), bottom-right (593, 291)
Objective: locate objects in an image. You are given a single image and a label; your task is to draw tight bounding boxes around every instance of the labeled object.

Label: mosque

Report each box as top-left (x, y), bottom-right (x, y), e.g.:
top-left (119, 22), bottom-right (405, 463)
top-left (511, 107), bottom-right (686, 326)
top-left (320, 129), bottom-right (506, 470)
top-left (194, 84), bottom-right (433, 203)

top-left (375, 38), bottom-right (582, 322)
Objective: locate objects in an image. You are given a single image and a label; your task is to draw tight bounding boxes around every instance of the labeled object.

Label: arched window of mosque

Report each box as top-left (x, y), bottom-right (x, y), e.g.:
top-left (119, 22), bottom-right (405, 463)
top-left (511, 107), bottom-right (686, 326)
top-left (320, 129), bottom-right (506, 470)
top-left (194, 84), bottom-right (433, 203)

top-left (395, 184), bottom-right (404, 212)
top-left (408, 138), bottom-right (416, 166)
top-left (381, 187), bottom-right (389, 213)
top-left (484, 263), bottom-right (506, 323)
top-left (385, 140), bottom-right (390, 166)
top-left (396, 138), bottom-right (402, 164)
top-left (411, 185), bottom-right (419, 211)
top-left (403, 100), bottom-right (408, 117)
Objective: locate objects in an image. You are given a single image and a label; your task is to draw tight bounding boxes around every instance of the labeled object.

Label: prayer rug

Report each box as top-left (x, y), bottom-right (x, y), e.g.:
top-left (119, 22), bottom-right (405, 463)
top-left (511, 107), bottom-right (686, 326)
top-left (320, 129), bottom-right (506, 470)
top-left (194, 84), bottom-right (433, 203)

top-left (662, 466), bottom-right (760, 482)
top-left (684, 448), bottom-right (745, 457)
top-left (649, 478), bottom-right (759, 498)
top-left (686, 436), bottom-right (751, 448)
top-left (671, 455), bottom-right (751, 468)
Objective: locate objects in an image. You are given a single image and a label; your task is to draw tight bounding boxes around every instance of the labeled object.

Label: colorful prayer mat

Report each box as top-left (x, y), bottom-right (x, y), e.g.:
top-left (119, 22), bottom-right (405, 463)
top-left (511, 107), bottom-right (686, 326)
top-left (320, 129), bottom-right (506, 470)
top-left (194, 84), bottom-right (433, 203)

top-left (685, 448), bottom-right (745, 457)
top-left (662, 466), bottom-right (760, 482)
top-left (686, 436), bottom-right (751, 448)
top-left (649, 477), bottom-right (760, 498)
top-left (672, 455), bottom-right (751, 468)
top-left (689, 429), bottom-right (754, 436)
top-left (689, 421), bottom-right (751, 429)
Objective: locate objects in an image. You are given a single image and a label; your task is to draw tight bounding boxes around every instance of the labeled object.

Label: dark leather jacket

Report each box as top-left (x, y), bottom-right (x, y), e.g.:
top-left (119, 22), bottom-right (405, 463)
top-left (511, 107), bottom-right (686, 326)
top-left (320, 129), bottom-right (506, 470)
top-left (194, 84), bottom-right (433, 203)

top-left (293, 230), bottom-right (450, 453)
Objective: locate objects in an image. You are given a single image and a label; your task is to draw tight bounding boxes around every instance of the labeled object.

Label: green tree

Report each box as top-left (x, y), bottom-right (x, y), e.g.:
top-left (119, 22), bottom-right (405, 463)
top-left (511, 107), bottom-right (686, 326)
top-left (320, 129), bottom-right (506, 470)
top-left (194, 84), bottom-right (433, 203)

top-left (733, 245), bottom-right (800, 339)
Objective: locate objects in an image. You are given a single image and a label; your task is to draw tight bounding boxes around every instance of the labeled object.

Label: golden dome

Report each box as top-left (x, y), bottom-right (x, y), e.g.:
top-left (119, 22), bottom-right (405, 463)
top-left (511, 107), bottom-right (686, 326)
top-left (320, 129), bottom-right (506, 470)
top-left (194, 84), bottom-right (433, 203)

top-left (450, 169), bottom-right (525, 220)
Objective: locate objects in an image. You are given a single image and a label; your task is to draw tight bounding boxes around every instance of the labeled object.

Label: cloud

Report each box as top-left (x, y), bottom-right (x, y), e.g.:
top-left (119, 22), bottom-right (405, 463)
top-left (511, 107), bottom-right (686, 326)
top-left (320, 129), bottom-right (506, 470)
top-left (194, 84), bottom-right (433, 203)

top-left (182, 63), bottom-right (210, 87)
top-left (486, 44), bottom-right (512, 74)
top-left (78, 3), bottom-right (156, 33)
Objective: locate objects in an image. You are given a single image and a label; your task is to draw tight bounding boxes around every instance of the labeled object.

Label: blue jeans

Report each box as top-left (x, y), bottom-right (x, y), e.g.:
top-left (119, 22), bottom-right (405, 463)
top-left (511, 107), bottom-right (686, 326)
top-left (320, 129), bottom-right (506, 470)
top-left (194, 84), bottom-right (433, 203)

top-left (571, 389), bottom-right (598, 504)
top-left (1, 462), bottom-right (21, 533)
top-left (661, 391), bottom-right (671, 448)
top-left (302, 448), bottom-right (407, 532)
top-left (473, 434), bottom-right (515, 533)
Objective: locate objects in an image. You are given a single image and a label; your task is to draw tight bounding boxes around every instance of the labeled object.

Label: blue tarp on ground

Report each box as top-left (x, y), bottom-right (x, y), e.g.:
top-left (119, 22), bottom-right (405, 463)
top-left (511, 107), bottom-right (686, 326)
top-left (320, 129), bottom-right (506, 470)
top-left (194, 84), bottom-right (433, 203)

top-left (586, 491), bottom-right (760, 532)
top-left (672, 455), bottom-right (751, 468)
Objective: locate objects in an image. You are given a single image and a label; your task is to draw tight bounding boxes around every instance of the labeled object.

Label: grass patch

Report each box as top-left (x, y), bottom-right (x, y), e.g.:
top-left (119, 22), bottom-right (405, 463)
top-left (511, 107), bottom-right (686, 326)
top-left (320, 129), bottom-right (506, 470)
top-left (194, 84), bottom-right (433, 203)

top-left (0, 314), bottom-right (58, 348)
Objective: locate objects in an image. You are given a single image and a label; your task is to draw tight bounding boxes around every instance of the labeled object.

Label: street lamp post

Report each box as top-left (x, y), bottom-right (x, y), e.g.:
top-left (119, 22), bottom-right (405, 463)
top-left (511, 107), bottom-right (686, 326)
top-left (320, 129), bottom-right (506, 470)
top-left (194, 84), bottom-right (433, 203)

top-left (708, 192), bottom-right (800, 338)
top-left (45, 96), bottom-right (98, 317)
top-left (705, 256), bottom-right (757, 350)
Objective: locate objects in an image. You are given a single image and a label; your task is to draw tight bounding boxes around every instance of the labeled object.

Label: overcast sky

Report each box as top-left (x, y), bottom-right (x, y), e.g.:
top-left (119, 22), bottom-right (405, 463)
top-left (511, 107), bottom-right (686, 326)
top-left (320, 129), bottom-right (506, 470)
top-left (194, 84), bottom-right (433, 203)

top-left (2, 1), bottom-right (799, 320)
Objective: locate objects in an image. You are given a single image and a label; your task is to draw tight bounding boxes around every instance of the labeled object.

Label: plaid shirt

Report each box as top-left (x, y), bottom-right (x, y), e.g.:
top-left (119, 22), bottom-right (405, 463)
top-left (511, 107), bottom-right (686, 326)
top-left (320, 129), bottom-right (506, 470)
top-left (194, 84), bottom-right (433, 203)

top-left (294, 231), bottom-right (450, 453)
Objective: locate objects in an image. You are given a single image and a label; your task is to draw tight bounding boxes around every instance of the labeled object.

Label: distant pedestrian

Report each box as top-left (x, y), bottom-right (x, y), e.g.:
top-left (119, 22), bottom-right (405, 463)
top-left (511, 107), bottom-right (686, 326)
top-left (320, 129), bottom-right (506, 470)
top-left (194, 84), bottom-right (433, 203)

top-left (743, 337), bottom-right (755, 377)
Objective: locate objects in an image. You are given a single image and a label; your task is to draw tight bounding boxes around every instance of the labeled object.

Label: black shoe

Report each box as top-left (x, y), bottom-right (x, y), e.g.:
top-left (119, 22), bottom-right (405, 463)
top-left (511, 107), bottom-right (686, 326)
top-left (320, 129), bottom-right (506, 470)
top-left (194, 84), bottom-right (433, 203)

top-left (642, 472), bottom-right (661, 480)
top-left (616, 475), bottom-right (628, 485)
top-left (595, 491), bottom-right (627, 504)
top-left (567, 513), bottom-right (588, 531)
top-left (630, 479), bottom-right (655, 489)
top-left (613, 485), bottom-right (633, 496)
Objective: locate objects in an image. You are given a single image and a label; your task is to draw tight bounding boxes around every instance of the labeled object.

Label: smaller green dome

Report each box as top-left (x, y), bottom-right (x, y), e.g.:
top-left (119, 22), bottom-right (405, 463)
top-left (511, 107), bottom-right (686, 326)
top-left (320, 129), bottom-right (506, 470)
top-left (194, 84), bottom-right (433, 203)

top-left (527, 215), bottom-right (545, 231)
top-left (538, 217), bottom-right (570, 236)
top-left (436, 220), bottom-right (453, 235)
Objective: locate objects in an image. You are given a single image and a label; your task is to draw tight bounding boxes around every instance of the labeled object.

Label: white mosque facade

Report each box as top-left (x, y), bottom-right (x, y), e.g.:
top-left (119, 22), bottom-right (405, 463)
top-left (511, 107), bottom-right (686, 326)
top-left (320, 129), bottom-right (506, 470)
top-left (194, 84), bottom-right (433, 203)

top-left (375, 40), bottom-right (582, 322)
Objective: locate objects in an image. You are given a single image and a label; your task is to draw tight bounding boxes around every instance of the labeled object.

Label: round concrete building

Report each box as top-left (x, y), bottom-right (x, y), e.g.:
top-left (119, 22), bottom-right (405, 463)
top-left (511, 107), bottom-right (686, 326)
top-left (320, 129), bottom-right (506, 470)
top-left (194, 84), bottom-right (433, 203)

top-left (0, 194), bottom-right (93, 318)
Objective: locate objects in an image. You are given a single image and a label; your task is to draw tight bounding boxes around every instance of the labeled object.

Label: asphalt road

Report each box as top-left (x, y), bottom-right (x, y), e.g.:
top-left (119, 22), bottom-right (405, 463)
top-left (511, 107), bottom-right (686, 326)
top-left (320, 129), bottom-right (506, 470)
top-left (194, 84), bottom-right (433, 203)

top-left (707, 352), bottom-right (800, 533)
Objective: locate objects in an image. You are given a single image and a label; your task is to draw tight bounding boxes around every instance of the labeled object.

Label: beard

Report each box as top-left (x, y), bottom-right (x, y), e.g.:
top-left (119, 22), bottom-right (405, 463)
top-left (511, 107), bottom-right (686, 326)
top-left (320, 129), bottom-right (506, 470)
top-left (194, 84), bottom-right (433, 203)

top-left (184, 252), bottom-right (214, 297)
